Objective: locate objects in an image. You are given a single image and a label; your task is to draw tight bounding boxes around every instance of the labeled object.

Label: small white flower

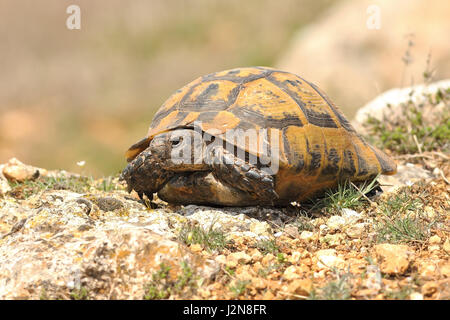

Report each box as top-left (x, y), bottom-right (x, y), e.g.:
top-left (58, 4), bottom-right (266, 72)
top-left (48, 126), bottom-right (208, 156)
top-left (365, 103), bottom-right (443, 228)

top-left (77, 161), bottom-right (86, 167)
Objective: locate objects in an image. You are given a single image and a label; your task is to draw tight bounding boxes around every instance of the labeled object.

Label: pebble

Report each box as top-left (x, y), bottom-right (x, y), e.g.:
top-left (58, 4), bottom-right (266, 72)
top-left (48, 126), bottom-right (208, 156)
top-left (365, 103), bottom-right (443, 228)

top-left (321, 233), bottom-right (344, 247)
top-left (444, 239), bottom-right (450, 253)
top-left (374, 244), bottom-right (414, 275)
top-left (227, 252), bottom-right (251, 267)
top-left (421, 282), bottom-right (438, 297)
top-left (283, 266), bottom-right (302, 280)
top-left (345, 223), bottom-right (367, 238)
top-left (2, 158), bottom-right (44, 182)
top-left (287, 278), bottom-right (313, 296)
top-left (316, 249), bottom-right (346, 270)
top-left (250, 249), bottom-right (263, 262)
top-left (429, 235), bottom-right (441, 245)
top-left (0, 166), bottom-right (11, 195)
top-left (341, 208), bottom-right (361, 222)
top-left (299, 231), bottom-right (314, 241)
top-left (288, 251), bottom-right (302, 264)
top-left (326, 216), bottom-right (346, 230)
top-left (409, 292), bottom-right (423, 300)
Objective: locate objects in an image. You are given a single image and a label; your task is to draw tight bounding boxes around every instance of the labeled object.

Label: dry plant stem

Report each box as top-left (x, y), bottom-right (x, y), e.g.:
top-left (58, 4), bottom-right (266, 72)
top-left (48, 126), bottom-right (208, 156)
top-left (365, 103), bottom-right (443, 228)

top-left (350, 182), bottom-right (375, 205)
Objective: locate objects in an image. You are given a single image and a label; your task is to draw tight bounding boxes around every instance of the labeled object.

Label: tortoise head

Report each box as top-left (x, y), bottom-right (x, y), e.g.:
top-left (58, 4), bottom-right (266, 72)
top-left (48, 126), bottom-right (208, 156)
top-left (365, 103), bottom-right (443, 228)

top-left (121, 129), bottom-right (209, 198)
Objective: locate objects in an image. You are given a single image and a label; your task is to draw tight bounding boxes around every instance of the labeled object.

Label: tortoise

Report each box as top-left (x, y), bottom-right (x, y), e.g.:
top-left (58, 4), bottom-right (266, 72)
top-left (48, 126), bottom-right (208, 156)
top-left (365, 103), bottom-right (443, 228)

top-left (121, 67), bottom-right (396, 206)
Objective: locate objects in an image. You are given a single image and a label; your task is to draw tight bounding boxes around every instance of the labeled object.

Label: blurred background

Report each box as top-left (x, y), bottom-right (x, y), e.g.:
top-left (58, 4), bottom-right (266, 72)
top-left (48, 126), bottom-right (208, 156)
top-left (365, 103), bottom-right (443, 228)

top-left (1, 0), bottom-right (449, 177)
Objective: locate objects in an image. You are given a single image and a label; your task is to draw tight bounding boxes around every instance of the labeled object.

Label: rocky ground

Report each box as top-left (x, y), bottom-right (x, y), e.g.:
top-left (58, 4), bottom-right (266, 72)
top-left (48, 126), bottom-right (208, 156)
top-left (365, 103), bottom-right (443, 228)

top-left (0, 82), bottom-right (449, 300)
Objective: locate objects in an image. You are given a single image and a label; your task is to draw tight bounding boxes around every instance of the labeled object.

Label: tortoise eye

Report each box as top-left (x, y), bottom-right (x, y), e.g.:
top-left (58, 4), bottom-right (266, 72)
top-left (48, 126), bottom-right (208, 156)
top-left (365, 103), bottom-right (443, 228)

top-left (170, 136), bottom-right (182, 146)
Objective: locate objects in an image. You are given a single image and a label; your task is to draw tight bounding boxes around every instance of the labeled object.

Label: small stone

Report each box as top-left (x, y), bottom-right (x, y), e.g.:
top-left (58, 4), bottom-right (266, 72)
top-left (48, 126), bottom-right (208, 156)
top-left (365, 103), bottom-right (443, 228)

top-left (190, 243), bottom-right (203, 252)
top-left (283, 266), bottom-right (302, 280)
top-left (443, 239), bottom-right (450, 253)
top-left (418, 261), bottom-right (438, 278)
top-left (440, 262), bottom-right (450, 277)
top-left (288, 251), bottom-right (302, 264)
top-left (274, 231), bottom-right (283, 237)
top-left (249, 222), bottom-right (271, 237)
top-left (409, 292), bottom-right (423, 300)
top-left (283, 225), bottom-right (300, 238)
top-left (428, 245), bottom-right (440, 252)
top-left (0, 166), bottom-right (11, 195)
top-left (261, 253), bottom-right (275, 265)
top-left (341, 208), bottom-right (361, 222)
top-left (421, 282), bottom-right (438, 297)
top-left (321, 233), bottom-right (344, 247)
top-left (316, 249), bottom-right (346, 270)
top-left (429, 235), bottom-right (441, 245)
top-left (262, 290), bottom-right (275, 300)
top-left (423, 206), bottom-right (436, 219)
top-left (2, 158), bottom-right (44, 182)
top-left (287, 278), bottom-right (313, 296)
top-left (228, 252), bottom-right (251, 266)
top-left (299, 231), bottom-right (314, 241)
top-left (215, 255), bottom-right (227, 264)
top-left (250, 249), bottom-right (263, 262)
top-left (326, 216), bottom-right (346, 230)
top-left (345, 223), bottom-right (367, 238)
top-left (374, 244), bottom-right (413, 275)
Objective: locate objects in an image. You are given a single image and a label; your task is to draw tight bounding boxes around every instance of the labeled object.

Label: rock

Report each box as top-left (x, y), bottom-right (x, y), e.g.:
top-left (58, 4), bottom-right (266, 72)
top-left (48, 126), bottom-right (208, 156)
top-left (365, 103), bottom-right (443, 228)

top-left (190, 243), bottom-right (203, 253)
top-left (261, 253), bottom-right (276, 265)
top-left (0, 223), bottom-right (218, 299)
top-left (354, 80), bottom-right (450, 130)
top-left (2, 158), bottom-right (46, 182)
top-left (341, 208), bottom-right (362, 223)
top-left (444, 239), bottom-right (450, 254)
top-left (288, 251), bottom-right (302, 264)
top-left (374, 244), bottom-right (414, 275)
top-left (409, 292), bottom-right (423, 300)
top-left (378, 164), bottom-right (435, 193)
top-left (441, 262), bottom-right (450, 278)
top-left (250, 249), bottom-right (263, 262)
top-left (429, 235), bottom-right (441, 245)
top-left (287, 279), bottom-right (313, 296)
top-left (316, 249), bottom-right (346, 270)
top-left (428, 245), bottom-right (440, 252)
top-left (283, 266), bottom-right (302, 280)
top-left (262, 290), bottom-right (275, 300)
top-left (421, 282), bottom-right (438, 297)
top-left (277, 0), bottom-right (450, 116)
top-left (283, 225), bottom-right (300, 238)
top-left (418, 260), bottom-right (438, 278)
top-left (299, 231), bottom-right (314, 241)
top-left (344, 223), bottom-right (368, 239)
top-left (326, 216), bottom-right (346, 230)
top-left (227, 252), bottom-right (252, 267)
top-left (321, 233), bottom-right (344, 247)
top-left (0, 165), bottom-right (11, 195)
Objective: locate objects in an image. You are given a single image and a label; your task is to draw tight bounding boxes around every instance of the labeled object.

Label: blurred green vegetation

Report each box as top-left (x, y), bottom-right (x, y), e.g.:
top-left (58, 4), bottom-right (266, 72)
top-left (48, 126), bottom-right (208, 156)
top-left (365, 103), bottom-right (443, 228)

top-left (0, 0), bottom-right (335, 176)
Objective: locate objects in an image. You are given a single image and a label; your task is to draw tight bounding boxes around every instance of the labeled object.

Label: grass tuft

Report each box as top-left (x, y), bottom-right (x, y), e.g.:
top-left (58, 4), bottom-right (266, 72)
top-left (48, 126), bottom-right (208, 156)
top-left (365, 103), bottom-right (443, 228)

top-left (178, 222), bottom-right (228, 252)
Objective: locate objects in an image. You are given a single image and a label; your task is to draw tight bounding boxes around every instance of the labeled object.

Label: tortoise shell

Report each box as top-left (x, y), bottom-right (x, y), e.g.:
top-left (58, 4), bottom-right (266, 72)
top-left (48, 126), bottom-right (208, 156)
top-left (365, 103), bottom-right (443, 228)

top-left (126, 67), bottom-right (396, 202)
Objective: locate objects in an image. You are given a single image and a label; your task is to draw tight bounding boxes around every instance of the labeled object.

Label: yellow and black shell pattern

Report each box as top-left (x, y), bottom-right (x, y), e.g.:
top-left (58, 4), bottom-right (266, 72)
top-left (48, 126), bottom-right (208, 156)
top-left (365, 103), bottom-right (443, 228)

top-left (126, 67), bottom-right (397, 202)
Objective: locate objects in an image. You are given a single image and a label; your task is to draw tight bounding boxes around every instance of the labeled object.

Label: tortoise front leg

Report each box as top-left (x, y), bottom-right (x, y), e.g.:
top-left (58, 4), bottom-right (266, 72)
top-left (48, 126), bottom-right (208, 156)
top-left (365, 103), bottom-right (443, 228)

top-left (210, 147), bottom-right (279, 205)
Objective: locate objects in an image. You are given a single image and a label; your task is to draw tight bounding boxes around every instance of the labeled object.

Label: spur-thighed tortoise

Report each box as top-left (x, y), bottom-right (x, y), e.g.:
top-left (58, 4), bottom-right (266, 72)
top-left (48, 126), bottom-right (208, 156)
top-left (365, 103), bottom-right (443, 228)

top-left (121, 67), bottom-right (396, 206)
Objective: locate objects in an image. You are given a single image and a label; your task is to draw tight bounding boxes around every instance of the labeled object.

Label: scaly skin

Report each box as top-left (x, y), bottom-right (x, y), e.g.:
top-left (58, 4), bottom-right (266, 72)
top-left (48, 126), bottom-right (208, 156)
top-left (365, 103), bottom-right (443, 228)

top-left (121, 129), bottom-right (279, 206)
top-left (120, 149), bottom-right (174, 201)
